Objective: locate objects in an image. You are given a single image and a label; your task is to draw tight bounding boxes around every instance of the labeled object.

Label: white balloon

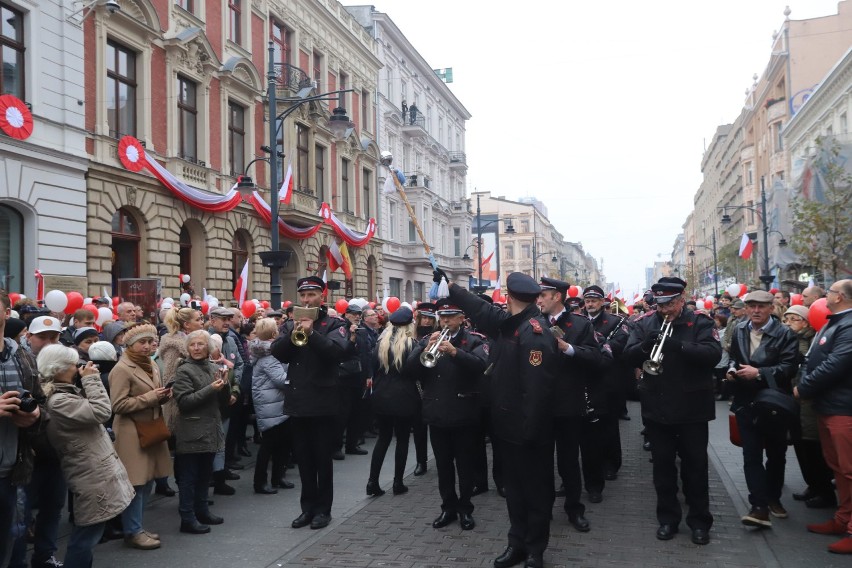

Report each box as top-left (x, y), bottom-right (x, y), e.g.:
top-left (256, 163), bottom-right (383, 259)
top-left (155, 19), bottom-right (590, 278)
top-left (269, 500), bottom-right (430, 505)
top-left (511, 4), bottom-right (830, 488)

top-left (83, 298), bottom-right (92, 305)
top-left (44, 290), bottom-right (68, 312)
top-left (179, 293), bottom-right (191, 306)
top-left (726, 283), bottom-right (740, 297)
top-left (161, 302), bottom-right (174, 311)
top-left (162, 297), bottom-right (174, 306)
top-left (181, 274), bottom-right (191, 283)
top-left (400, 302), bottom-right (412, 310)
top-left (96, 307), bottom-right (113, 326)
top-left (208, 297), bottom-right (219, 308)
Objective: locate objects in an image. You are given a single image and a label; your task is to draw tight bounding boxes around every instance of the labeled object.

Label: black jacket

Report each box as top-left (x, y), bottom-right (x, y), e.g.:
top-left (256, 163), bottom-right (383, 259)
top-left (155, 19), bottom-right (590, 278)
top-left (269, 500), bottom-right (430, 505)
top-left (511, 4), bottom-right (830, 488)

top-left (271, 309), bottom-right (352, 416)
top-left (449, 286), bottom-right (557, 445)
top-left (798, 309), bottom-right (852, 416)
top-left (728, 318), bottom-right (799, 411)
top-left (588, 311), bottom-right (631, 411)
top-left (370, 339), bottom-right (421, 418)
top-left (409, 328), bottom-right (488, 427)
top-left (624, 308), bottom-right (721, 424)
top-left (548, 310), bottom-right (601, 418)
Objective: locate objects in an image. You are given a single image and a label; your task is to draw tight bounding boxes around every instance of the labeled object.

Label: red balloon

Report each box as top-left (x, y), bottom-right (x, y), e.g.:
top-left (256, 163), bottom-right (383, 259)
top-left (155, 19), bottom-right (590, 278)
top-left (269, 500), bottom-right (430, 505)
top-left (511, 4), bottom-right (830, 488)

top-left (567, 286), bottom-right (580, 298)
top-left (704, 299), bottom-right (714, 310)
top-left (368, 302), bottom-right (376, 309)
top-left (386, 297), bottom-right (401, 313)
top-left (769, 288), bottom-right (779, 295)
top-left (808, 298), bottom-right (830, 331)
top-left (261, 300), bottom-right (270, 309)
top-left (200, 301), bottom-right (209, 314)
top-left (627, 305), bottom-right (635, 315)
top-left (65, 291), bottom-right (84, 315)
top-left (791, 293), bottom-right (803, 306)
top-left (241, 301), bottom-right (256, 318)
top-left (82, 303), bottom-right (99, 319)
top-left (334, 299), bottom-right (349, 313)
top-left (738, 284), bottom-right (748, 298)
top-left (282, 300), bottom-right (292, 308)
top-left (7, 293), bottom-right (20, 307)
top-left (112, 296), bottom-right (120, 307)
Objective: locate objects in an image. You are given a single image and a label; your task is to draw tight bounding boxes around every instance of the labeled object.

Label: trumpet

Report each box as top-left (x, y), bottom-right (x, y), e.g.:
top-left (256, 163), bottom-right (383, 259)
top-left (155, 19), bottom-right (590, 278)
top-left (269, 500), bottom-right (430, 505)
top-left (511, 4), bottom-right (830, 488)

top-left (610, 298), bottom-right (629, 315)
top-left (420, 327), bottom-right (451, 368)
top-left (642, 318), bottom-right (673, 375)
top-left (290, 306), bottom-right (319, 346)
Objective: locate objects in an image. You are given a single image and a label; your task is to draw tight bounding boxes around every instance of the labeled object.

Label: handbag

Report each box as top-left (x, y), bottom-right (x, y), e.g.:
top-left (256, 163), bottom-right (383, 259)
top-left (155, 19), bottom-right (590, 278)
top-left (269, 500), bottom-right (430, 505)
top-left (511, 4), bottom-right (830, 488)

top-left (729, 413), bottom-right (742, 447)
top-left (132, 415), bottom-right (171, 449)
top-left (749, 374), bottom-right (801, 442)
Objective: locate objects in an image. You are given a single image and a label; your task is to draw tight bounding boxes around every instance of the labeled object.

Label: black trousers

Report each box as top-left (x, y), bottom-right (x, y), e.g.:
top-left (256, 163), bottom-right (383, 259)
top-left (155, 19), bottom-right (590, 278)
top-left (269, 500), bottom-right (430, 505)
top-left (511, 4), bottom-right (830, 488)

top-left (500, 438), bottom-right (555, 557)
top-left (290, 416), bottom-right (337, 516)
top-left (554, 416), bottom-right (604, 516)
top-left (336, 378), bottom-right (365, 451)
top-left (793, 438), bottom-right (835, 497)
top-left (645, 420), bottom-right (713, 530)
top-left (175, 452), bottom-right (214, 523)
top-left (254, 420), bottom-right (291, 486)
top-left (473, 407), bottom-right (503, 489)
top-left (369, 414), bottom-right (413, 482)
top-left (413, 406), bottom-right (428, 465)
top-left (430, 424), bottom-right (477, 514)
top-left (598, 414), bottom-right (622, 474)
top-left (735, 407), bottom-right (788, 508)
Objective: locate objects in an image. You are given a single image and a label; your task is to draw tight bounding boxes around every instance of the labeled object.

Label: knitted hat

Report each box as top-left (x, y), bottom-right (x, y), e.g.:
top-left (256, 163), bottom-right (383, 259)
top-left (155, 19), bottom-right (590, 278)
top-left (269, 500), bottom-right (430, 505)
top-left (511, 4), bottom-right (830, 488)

top-left (123, 323), bottom-right (157, 346)
top-left (73, 327), bottom-right (99, 345)
top-left (88, 341), bottom-right (118, 362)
top-left (784, 305), bottom-right (810, 320)
top-left (3, 318), bottom-right (26, 339)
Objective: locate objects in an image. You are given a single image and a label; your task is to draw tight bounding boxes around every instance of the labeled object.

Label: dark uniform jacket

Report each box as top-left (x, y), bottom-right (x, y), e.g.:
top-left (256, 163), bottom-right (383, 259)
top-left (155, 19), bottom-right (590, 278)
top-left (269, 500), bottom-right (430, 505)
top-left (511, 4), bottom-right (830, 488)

top-left (408, 328), bottom-right (489, 427)
top-left (370, 342), bottom-right (421, 418)
top-left (449, 286), bottom-right (557, 445)
top-left (728, 317), bottom-right (799, 411)
top-left (624, 308), bottom-right (721, 424)
top-left (589, 311), bottom-right (631, 413)
top-left (271, 308), bottom-right (352, 416)
top-left (798, 309), bottom-right (852, 416)
top-left (548, 310), bottom-right (601, 418)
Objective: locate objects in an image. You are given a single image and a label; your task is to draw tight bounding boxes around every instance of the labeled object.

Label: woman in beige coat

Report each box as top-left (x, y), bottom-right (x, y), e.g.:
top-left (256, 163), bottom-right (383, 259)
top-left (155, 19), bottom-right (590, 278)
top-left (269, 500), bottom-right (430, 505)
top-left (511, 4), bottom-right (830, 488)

top-left (39, 345), bottom-right (135, 568)
top-left (109, 323), bottom-right (172, 550)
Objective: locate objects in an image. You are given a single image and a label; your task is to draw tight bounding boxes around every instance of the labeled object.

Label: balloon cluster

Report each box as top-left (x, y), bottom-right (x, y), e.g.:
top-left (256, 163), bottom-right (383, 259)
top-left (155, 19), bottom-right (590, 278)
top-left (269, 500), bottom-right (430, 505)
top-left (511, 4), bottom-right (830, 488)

top-left (725, 283), bottom-right (748, 298)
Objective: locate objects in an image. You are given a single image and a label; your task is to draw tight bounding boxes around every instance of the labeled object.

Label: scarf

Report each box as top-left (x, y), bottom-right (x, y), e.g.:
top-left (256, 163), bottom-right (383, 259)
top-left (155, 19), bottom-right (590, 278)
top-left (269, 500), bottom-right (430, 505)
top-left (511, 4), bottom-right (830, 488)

top-left (125, 349), bottom-right (154, 379)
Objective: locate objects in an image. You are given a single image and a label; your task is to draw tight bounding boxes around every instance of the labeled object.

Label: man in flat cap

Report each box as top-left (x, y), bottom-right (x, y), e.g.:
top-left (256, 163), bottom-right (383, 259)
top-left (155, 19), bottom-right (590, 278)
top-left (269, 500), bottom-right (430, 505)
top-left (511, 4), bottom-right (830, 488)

top-left (538, 277), bottom-right (601, 532)
top-left (438, 269), bottom-right (556, 568)
top-left (271, 276), bottom-right (353, 530)
top-left (727, 290), bottom-right (799, 528)
top-left (624, 276), bottom-right (721, 545)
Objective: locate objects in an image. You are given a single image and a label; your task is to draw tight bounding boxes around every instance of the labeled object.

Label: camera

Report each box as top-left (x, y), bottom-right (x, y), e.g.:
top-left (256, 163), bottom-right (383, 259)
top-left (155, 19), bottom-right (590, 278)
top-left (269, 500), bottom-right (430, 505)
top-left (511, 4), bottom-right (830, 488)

top-left (190, 300), bottom-right (201, 311)
top-left (18, 390), bottom-right (38, 413)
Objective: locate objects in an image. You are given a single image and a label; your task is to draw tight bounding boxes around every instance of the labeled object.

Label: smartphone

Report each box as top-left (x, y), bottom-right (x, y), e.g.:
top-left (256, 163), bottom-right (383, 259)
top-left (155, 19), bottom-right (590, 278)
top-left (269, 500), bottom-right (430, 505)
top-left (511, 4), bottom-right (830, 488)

top-left (164, 379), bottom-right (176, 389)
top-left (189, 300), bottom-right (201, 311)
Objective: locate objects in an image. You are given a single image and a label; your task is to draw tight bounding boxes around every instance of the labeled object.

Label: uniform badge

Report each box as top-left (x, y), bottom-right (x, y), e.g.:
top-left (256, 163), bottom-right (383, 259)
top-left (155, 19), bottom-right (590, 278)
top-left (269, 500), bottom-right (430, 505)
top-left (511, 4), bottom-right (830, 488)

top-left (529, 319), bottom-right (543, 334)
top-left (529, 350), bottom-right (542, 366)
top-left (339, 327), bottom-right (347, 337)
top-left (482, 343), bottom-right (490, 355)
top-left (819, 336), bottom-right (827, 345)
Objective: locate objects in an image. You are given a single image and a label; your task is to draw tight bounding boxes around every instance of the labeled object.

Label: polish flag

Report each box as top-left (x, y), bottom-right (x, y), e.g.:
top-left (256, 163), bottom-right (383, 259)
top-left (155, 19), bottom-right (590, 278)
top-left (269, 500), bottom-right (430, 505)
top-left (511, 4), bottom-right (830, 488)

top-left (233, 259), bottom-right (249, 303)
top-left (279, 161), bottom-right (294, 205)
top-left (738, 233), bottom-right (754, 259)
top-left (491, 279), bottom-right (502, 301)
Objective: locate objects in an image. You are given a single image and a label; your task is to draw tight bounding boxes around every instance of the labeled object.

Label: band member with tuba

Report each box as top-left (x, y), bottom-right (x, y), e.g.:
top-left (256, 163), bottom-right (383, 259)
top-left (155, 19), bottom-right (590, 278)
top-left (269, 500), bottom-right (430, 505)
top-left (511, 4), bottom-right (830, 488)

top-left (409, 299), bottom-right (489, 531)
top-left (538, 277), bottom-right (602, 532)
top-left (624, 277), bottom-right (721, 545)
top-left (441, 271), bottom-right (557, 568)
top-left (271, 276), bottom-right (353, 530)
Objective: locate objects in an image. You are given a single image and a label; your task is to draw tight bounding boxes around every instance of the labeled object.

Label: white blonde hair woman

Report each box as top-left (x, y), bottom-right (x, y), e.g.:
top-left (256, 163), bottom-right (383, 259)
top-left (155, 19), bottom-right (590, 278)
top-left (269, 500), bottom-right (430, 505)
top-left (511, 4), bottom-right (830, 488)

top-left (38, 345), bottom-right (134, 568)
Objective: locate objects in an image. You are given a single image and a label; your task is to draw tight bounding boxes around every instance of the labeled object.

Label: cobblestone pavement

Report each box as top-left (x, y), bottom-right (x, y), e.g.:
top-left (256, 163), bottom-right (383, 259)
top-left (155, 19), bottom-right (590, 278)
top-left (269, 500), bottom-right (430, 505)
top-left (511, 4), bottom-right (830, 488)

top-left (42, 401), bottom-right (847, 567)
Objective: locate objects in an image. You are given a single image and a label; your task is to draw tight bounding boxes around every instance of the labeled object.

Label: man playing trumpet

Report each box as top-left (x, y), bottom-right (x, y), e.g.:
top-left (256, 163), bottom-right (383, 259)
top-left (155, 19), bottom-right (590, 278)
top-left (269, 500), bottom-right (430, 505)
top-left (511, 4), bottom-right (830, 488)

top-left (623, 277), bottom-right (721, 545)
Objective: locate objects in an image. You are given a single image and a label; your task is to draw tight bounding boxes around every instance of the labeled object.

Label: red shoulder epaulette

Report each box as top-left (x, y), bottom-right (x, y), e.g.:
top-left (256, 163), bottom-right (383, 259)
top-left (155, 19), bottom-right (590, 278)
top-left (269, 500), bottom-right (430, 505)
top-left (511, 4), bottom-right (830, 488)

top-left (469, 331), bottom-right (488, 340)
top-left (636, 309), bottom-right (656, 321)
top-left (529, 319), bottom-right (543, 334)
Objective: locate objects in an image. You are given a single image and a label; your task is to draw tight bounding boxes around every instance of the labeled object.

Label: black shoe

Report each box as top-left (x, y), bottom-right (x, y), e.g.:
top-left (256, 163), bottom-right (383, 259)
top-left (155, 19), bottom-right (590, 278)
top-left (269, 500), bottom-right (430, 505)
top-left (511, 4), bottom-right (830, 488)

top-left (524, 554), bottom-right (544, 568)
top-left (225, 461), bottom-right (244, 471)
top-left (392, 480), bottom-right (408, 495)
top-left (224, 470), bottom-right (240, 481)
top-left (238, 446), bottom-right (252, 457)
top-left (604, 469), bottom-right (618, 481)
top-left (691, 528), bottom-right (710, 545)
top-left (32, 555), bottom-right (64, 567)
top-left (180, 520), bottom-right (211, 534)
top-left (587, 491), bottom-right (602, 503)
top-left (643, 440), bottom-right (652, 451)
top-left (413, 463), bottom-right (427, 476)
top-left (254, 484), bottom-right (278, 495)
top-left (432, 511), bottom-right (458, 529)
top-left (493, 546), bottom-right (526, 568)
top-left (568, 513), bottom-right (590, 532)
top-left (619, 412), bottom-right (631, 421)
top-left (101, 526), bottom-right (125, 541)
top-left (196, 512), bottom-right (223, 525)
top-left (364, 431), bottom-right (377, 438)
top-left (213, 482), bottom-right (235, 496)
top-left (345, 446), bottom-right (368, 455)
top-left (155, 484), bottom-right (176, 497)
top-left (793, 488), bottom-right (815, 501)
top-left (806, 494), bottom-right (837, 509)
top-left (366, 480), bottom-right (385, 496)
top-left (472, 485), bottom-right (489, 496)
top-left (332, 450), bottom-right (345, 461)
top-left (272, 478), bottom-right (295, 489)
top-left (291, 512), bottom-right (313, 528)
top-left (656, 524), bottom-right (678, 540)
top-left (555, 484), bottom-right (566, 497)
top-left (460, 512), bottom-right (476, 530)
top-left (497, 486), bottom-right (507, 498)
top-left (310, 513), bottom-right (331, 529)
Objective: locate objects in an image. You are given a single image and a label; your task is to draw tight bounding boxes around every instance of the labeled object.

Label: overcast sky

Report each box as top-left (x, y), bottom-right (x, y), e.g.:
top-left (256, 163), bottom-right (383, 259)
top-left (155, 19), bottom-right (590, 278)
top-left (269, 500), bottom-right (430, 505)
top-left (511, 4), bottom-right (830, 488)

top-left (349, 0), bottom-right (845, 295)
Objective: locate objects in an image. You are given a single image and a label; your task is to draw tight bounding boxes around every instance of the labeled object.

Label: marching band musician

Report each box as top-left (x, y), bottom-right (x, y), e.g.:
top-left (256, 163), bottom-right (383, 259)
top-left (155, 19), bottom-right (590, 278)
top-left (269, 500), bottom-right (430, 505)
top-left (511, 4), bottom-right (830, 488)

top-left (270, 276), bottom-right (353, 530)
top-left (408, 299), bottom-right (489, 531)
top-left (538, 277), bottom-right (602, 533)
top-left (412, 302), bottom-right (438, 476)
top-left (441, 270), bottom-right (557, 568)
top-left (623, 277), bottom-right (721, 545)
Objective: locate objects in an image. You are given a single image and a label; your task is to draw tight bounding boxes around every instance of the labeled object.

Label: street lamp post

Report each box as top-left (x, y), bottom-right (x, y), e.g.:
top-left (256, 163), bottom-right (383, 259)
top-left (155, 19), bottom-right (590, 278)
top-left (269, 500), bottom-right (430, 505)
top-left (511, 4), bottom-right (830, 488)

top-left (474, 193), bottom-right (514, 293)
top-left (688, 229), bottom-right (719, 295)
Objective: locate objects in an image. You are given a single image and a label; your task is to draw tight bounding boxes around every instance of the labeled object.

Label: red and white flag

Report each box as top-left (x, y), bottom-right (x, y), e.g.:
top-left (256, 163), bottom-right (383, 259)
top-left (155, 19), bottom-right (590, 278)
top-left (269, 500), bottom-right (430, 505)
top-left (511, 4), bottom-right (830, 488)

top-left (738, 233), bottom-right (753, 259)
top-left (34, 269), bottom-right (44, 303)
top-left (279, 161), bottom-right (294, 205)
top-left (233, 259), bottom-right (249, 303)
top-left (491, 279), bottom-right (502, 301)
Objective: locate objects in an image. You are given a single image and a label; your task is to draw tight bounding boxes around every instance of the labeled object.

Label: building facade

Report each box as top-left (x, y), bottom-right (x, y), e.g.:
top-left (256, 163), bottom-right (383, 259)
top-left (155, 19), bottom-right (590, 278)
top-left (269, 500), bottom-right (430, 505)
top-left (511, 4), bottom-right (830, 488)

top-left (82, 0), bottom-right (384, 307)
top-left (0, 0), bottom-right (88, 297)
top-left (346, 6), bottom-right (473, 303)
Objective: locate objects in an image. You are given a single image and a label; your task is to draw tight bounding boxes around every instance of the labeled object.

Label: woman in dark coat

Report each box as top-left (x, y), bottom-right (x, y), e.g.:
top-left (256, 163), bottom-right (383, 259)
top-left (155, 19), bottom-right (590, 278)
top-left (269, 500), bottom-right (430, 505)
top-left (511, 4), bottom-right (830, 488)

top-left (366, 308), bottom-right (421, 496)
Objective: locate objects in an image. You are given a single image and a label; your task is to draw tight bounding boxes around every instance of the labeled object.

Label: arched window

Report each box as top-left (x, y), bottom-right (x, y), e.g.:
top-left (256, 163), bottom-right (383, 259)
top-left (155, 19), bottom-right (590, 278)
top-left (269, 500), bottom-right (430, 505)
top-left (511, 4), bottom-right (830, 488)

top-left (231, 231), bottom-right (250, 291)
top-left (179, 226), bottom-right (192, 276)
top-left (0, 204), bottom-right (23, 291)
top-left (111, 208), bottom-right (141, 292)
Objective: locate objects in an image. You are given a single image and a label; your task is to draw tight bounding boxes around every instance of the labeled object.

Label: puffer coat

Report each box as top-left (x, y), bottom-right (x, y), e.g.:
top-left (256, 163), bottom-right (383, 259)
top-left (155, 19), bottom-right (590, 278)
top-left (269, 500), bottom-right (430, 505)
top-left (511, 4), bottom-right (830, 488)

top-left (172, 357), bottom-right (225, 455)
top-left (249, 339), bottom-right (288, 432)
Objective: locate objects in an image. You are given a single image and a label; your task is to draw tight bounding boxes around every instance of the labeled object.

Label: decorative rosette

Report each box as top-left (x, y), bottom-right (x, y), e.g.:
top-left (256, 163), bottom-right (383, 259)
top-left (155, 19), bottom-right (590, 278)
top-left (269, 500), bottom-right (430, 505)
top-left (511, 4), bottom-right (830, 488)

top-left (118, 136), bottom-right (146, 172)
top-left (0, 95), bottom-right (33, 140)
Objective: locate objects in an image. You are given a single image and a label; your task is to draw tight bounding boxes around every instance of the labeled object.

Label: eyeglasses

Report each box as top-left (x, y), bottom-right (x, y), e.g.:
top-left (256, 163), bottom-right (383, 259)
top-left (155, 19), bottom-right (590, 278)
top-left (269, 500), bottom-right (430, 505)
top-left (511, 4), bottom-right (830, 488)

top-left (827, 289), bottom-right (841, 295)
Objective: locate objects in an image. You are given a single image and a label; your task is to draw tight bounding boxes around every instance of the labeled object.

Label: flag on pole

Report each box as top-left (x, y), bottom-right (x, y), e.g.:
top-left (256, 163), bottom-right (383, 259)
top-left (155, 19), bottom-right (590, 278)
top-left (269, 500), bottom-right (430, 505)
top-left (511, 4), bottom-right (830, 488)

top-left (34, 270), bottom-right (44, 303)
top-left (321, 269), bottom-right (328, 300)
top-left (102, 287), bottom-right (110, 302)
top-left (279, 161), bottom-right (294, 205)
top-left (738, 233), bottom-right (753, 259)
top-left (491, 279), bottom-right (502, 301)
top-left (327, 239), bottom-right (353, 279)
top-left (233, 259), bottom-right (249, 304)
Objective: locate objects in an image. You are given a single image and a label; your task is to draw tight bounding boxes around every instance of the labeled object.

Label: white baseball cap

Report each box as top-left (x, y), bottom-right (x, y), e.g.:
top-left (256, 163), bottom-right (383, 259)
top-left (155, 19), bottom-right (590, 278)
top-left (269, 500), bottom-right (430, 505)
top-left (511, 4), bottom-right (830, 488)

top-left (28, 316), bottom-right (62, 335)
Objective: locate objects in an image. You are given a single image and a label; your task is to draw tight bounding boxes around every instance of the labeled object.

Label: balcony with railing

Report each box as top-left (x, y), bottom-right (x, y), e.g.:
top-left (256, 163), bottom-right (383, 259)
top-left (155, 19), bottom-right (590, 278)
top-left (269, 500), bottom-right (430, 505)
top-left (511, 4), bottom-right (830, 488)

top-left (401, 114), bottom-right (427, 136)
top-left (449, 151), bottom-right (467, 169)
top-left (404, 171), bottom-right (431, 190)
top-left (275, 63), bottom-right (314, 97)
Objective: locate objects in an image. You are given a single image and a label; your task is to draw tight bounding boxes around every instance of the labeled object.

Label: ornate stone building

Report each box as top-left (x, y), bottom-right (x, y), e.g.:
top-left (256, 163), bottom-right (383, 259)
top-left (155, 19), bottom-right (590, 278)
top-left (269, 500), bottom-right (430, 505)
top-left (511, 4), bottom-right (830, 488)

top-left (82, 0), bottom-right (383, 307)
